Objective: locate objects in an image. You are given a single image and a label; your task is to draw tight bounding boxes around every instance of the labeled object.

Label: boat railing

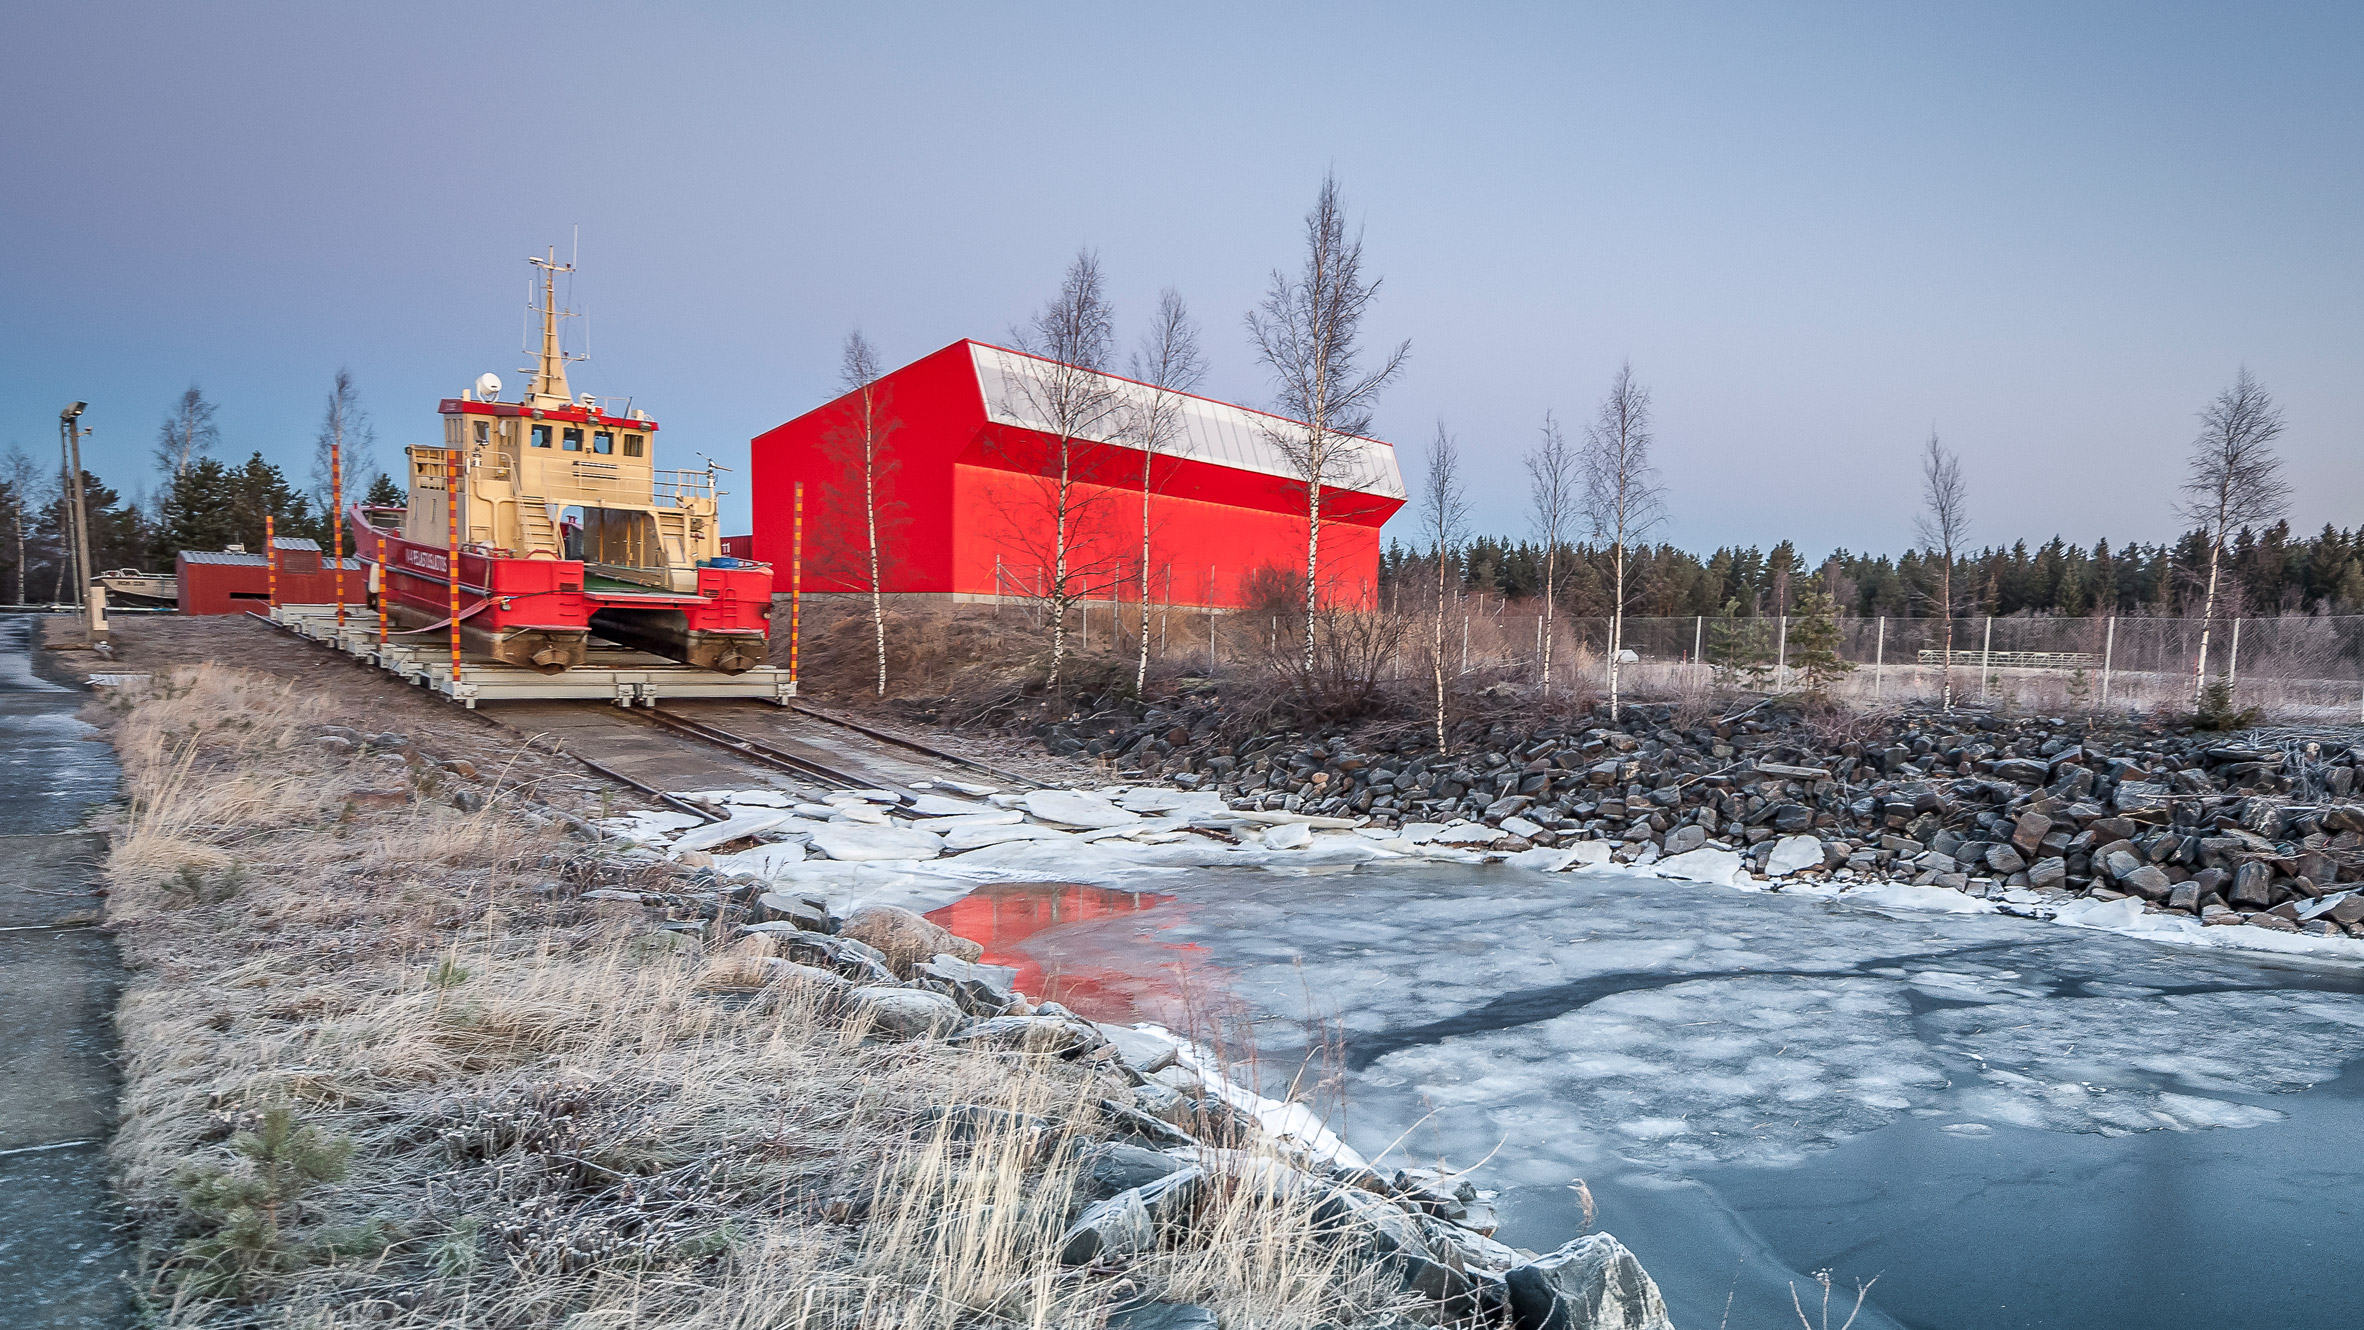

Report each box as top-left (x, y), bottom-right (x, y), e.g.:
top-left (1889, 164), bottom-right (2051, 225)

top-left (652, 469), bottom-right (716, 506)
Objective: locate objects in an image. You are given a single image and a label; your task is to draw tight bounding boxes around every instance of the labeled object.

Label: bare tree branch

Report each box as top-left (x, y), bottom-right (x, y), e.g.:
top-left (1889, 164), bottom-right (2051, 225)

top-left (1525, 410), bottom-right (1577, 691)
top-left (1125, 288), bottom-right (1206, 695)
top-left (1247, 172), bottom-right (1409, 683)
top-left (2180, 367), bottom-right (2290, 701)
top-left (1421, 421), bottom-right (1468, 752)
top-left (1914, 431), bottom-right (1969, 709)
top-left (1579, 363), bottom-right (1665, 721)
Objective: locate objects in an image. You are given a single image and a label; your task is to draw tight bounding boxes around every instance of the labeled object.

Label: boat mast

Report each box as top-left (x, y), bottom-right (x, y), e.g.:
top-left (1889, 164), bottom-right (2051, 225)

top-left (523, 248), bottom-right (581, 409)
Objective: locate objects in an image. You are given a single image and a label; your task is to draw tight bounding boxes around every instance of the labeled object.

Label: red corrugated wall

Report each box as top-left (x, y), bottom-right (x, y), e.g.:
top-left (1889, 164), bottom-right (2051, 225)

top-left (748, 339), bottom-right (1402, 609)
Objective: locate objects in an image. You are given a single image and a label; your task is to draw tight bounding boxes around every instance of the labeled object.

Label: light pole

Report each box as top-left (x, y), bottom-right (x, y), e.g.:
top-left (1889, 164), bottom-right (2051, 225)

top-left (58, 403), bottom-right (93, 625)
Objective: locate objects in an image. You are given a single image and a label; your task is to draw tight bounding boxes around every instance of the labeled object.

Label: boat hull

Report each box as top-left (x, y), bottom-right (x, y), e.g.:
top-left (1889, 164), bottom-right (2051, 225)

top-left (349, 508), bottom-right (772, 674)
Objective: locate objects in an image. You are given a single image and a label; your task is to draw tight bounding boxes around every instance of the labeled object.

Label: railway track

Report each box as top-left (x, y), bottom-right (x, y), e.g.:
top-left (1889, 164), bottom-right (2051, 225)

top-left (630, 706), bottom-right (875, 791)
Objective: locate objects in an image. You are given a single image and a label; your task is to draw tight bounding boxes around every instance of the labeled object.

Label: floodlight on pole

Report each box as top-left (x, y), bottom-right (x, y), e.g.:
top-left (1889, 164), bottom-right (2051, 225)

top-left (58, 403), bottom-right (93, 629)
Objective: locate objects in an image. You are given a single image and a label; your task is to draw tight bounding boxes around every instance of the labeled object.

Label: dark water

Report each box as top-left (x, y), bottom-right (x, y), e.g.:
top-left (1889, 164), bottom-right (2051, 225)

top-left (940, 868), bottom-right (2364, 1330)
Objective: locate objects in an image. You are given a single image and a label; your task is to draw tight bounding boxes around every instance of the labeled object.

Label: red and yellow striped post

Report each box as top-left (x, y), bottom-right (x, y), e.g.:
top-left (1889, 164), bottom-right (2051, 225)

top-left (264, 514), bottom-right (278, 609)
top-left (331, 436), bottom-right (345, 631)
top-left (375, 529), bottom-right (387, 648)
top-left (446, 449), bottom-right (462, 686)
top-left (790, 481), bottom-right (803, 687)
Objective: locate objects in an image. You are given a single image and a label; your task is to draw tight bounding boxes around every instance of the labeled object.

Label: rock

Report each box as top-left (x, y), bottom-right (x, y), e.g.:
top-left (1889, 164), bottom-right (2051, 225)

top-left (1057, 1168), bottom-right (1201, 1265)
top-left (2010, 812), bottom-right (2053, 855)
top-left (1105, 1303), bottom-right (1217, 1330)
top-left (1986, 844), bottom-right (2028, 875)
top-left (1765, 835), bottom-right (1823, 877)
top-left (2332, 895), bottom-right (2364, 926)
top-left (839, 904), bottom-right (982, 974)
top-left (916, 953), bottom-right (1023, 1015)
top-left (1081, 1141), bottom-right (1190, 1198)
top-left (1754, 762), bottom-right (1831, 780)
top-left (2118, 864), bottom-right (2173, 900)
top-left (1023, 789), bottom-right (1141, 829)
top-left (1101, 1097), bottom-right (1197, 1147)
top-left (1656, 847), bottom-right (1742, 885)
top-left (1769, 803), bottom-right (1815, 832)
top-left (1092, 1022), bottom-right (1181, 1075)
top-left (741, 925), bottom-right (895, 981)
top-left (1504, 1233), bottom-right (1674, 1330)
top-left (1661, 825), bottom-right (1708, 856)
top-left (849, 986), bottom-right (965, 1039)
top-left (809, 824), bottom-right (943, 862)
top-left (1990, 757), bottom-right (2052, 785)
top-left (1485, 795), bottom-right (1535, 821)
top-left (1433, 823), bottom-right (1510, 846)
top-left (1263, 821), bottom-right (1315, 850)
top-left (2230, 861), bottom-right (2275, 909)
top-left (1500, 814), bottom-right (1546, 839)
top-left (756, 890), bottom-right (832, 932)
top-left (2026, 857), bottom-right (2068, 890)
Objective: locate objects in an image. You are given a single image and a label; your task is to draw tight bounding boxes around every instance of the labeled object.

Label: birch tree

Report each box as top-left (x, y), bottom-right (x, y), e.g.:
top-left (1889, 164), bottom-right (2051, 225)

top-left (1579, 364), bottom-right (1665, 721)
top-left (309, 369), bottom-right (378, 530)
top-left (1524, 410), bottom-right (1576, 691)
top-left (2179, 368), bottom-right (2290, 701)
top-left (837, 330), bottom-right (897, 696)
top-left (1421, 423), bottom-right (1469, 753)
top-left (1247, 173), bottom-right (1409, 681)
top-left (1006, 249), bottom-right (1122, 692)
top-left (154, 385), bottom-right (221, 480)
top-left (3, 446), bottom-right (46, 604)
top-left (1124, 288), bottom-right (1206, 694)
top-left (1913, 433), bottom-right (1969, 709)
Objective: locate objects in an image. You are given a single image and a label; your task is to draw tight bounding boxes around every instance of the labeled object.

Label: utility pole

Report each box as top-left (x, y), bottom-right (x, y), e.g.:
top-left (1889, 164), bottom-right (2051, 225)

top-left (58, 403), bottom-right (93, 631)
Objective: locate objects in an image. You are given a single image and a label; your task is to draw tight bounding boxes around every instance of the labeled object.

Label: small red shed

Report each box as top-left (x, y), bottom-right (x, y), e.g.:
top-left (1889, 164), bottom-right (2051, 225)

top-left (175, 538), bottom-right (365, 615)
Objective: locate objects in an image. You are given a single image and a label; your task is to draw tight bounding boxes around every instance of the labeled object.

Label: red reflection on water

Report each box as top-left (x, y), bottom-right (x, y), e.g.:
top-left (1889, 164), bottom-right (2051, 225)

top-left (926, 882), bottom-right (1208, 1023)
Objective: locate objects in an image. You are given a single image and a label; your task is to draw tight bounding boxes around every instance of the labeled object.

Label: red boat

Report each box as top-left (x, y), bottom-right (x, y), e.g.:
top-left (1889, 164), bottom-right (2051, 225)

top-left (350, 253), bottom-right (771, 674)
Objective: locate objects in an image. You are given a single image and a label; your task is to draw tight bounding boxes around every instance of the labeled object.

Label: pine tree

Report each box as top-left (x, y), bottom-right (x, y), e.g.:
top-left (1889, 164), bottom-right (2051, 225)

top-left (1786, 582), bottom-right (1853, 698)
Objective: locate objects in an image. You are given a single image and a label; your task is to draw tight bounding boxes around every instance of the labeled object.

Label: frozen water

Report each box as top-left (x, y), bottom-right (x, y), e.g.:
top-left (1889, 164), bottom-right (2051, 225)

top-left (941, 822), bottom-right (1074, 852)
top-left (808, 824), bottom-right (943, 862)
top-left (1022, 789), bottom-right (1140, 828)
top-left (986, 861), bottom-right (2364, 1330)
top-left (907, 793), bottom-right (992, 817)
top-left (1764, 833), bottom-right (1822, 876)
top-left (1263, 822), bottom-right (1314, 850)
top-left (710, 842), bottom-right (807, 878)
top-left (671, 809), bottom-right (796, 852)
top-left (1655, 846), bottom-right (1742, 884)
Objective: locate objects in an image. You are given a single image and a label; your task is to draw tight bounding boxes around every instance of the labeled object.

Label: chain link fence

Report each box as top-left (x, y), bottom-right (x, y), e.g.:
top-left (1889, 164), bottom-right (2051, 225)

top-left (1415, 607), bottom-right (2364, 721)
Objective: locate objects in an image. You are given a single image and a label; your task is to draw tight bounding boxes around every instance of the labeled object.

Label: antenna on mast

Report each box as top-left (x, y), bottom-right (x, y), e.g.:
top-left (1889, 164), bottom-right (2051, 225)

top-left (520, 246), bottom-right (588, 408)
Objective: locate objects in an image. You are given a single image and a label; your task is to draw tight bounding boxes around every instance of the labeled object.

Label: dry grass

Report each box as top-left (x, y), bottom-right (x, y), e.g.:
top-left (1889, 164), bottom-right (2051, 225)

top-left (98, 663), bottom-right (1422, 1328)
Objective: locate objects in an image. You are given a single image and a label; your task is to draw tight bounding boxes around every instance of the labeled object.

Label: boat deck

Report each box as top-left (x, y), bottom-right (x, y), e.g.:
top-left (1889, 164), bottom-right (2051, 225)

top-left (262, 603), bottom-right (794, 708)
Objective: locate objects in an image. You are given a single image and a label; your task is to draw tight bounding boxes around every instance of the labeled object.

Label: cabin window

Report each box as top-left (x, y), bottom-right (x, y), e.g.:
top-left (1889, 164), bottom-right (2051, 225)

top-left (623, 433), bottom-right (644, 457)
top-left (562, 427), bottom-right (583, 451)
top-left (592, 430), bottom-right (615, 455)
top-left (531, 424), bottom-right (552, 448)
top-left (473, 420), bottom-right (490, 445)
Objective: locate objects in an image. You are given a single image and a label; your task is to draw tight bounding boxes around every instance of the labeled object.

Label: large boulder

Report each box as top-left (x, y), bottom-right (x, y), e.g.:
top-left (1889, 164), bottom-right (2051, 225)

top-left (840, 904), bottom-right (983, 975)
top-left (1058, 1168), bottom-right (1201, 1265)
top-left (1504, 1234), bottom-right (1674, 1330)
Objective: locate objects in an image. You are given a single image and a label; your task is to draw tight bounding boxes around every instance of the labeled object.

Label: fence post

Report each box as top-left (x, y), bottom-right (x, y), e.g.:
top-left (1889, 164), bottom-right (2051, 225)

top-left (1775, 615), bottom-right (1788, 691)
top-left (1461, 614), bottom-right (1469, 675)
top-left (1693, 615), bottom-right (1704, 682)
top-left (1980, 616), bottom-right (1993, 702)
top-left (1874, 616), bottom-right (1885, 699)
top-left (2226, 617), bottom-right (2242, 692)
top-left (2100, 615), bottom-right (2115, 708)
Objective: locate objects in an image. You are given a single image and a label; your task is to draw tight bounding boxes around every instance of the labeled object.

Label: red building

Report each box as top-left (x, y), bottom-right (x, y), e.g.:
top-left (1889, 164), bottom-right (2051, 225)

top-left (748, 340), bottom-right (1405, 608)
top-left (176, 538), bottom-right (363, 615)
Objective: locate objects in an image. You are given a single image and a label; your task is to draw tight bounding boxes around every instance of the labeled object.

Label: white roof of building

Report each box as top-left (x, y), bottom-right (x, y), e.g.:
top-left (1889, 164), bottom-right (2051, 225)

top-left (967, 343), bottom-right (1406, 502)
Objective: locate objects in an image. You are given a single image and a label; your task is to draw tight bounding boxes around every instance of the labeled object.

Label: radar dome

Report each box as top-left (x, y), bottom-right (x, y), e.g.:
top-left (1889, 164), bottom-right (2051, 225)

top-left (475, 372), bottom-right (503, 401)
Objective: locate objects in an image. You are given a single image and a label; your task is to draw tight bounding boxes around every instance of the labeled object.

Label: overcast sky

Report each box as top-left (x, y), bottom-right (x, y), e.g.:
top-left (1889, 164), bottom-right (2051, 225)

top-left (3, 1), bottom-right (2356, 556)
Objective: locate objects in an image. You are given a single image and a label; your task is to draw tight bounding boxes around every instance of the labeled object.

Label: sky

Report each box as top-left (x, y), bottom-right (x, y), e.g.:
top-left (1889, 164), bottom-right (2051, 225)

top-left (3, 1), bottom-right (2357, 558)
